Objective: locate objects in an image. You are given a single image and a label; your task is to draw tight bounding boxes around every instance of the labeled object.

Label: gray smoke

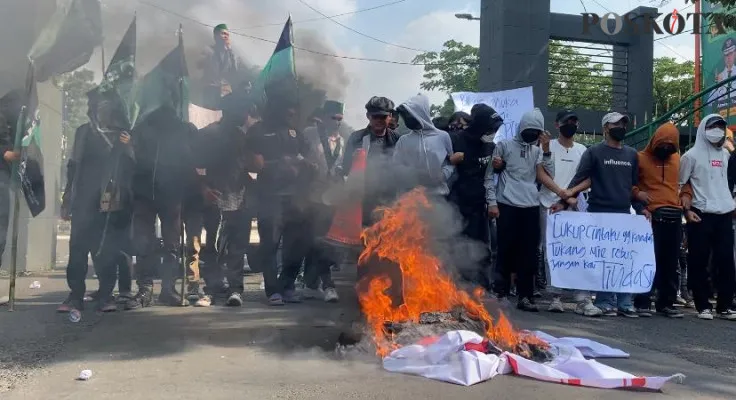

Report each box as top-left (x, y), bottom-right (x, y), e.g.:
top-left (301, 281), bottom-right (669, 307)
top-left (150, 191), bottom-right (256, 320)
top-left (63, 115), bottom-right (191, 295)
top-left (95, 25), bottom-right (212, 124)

top-left (0, 0), bottom-right (351, 101)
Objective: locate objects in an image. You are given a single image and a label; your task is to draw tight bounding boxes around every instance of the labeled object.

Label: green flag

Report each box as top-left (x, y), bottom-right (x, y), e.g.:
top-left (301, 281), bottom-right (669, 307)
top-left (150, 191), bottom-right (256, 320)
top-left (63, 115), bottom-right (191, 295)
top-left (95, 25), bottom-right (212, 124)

top-left (28, 0), bottom-right (102, 82)
top-left (94, 16), bottom-right (137, 131)
top-left (137, 26), bottom-right (189, 122)
top-left (251, 16), bottom-right (296, 105)
top-left (11, 63), bottom-right (46, 217)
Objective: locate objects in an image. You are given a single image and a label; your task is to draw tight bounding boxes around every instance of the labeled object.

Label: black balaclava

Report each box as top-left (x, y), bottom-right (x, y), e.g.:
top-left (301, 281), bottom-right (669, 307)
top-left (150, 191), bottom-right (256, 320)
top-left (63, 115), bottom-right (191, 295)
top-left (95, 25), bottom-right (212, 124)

top-left (468, 104), bottom-right (503, 139)
top-left (397, 105), bottom-right (422, 131)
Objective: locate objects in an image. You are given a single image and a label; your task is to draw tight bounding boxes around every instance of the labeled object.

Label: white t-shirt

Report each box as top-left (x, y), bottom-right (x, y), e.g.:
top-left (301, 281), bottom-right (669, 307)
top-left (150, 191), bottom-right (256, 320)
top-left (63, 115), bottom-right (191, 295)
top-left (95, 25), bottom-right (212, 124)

top-left (539, 139), bottom-right (587, 208)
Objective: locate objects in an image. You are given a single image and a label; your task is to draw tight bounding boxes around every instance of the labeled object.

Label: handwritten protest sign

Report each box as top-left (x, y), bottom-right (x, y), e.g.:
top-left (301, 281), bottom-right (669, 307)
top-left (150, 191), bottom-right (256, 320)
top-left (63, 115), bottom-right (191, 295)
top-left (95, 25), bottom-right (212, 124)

top-left (451, 87), bottom-right (534, 144)
top-left (545, 211), bottom-right (656, 293)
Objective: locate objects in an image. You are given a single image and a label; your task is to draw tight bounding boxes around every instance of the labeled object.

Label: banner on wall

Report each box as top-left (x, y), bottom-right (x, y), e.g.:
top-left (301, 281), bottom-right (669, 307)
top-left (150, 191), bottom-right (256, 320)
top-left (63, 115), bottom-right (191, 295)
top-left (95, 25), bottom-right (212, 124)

top-left (702, 1), bottom-right (736, 124)
top-left (451, 87), bottom-right (534, 143)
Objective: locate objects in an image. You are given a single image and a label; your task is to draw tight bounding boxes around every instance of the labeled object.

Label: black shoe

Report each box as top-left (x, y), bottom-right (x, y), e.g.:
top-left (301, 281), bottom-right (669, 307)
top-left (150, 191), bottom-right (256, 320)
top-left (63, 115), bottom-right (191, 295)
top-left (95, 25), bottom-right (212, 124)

top-left (186, 282), bottom-right (203, 302)
top-left (517, 298), bottom-right (539, 312)
top-left (657, 307), bottom-right (684, 318)
top-left (226, 292), bottom-right (243, 307)
top-left (158, 290), bottom-right (187, 307)
top-left (124, 288), bottom-right (153, 310)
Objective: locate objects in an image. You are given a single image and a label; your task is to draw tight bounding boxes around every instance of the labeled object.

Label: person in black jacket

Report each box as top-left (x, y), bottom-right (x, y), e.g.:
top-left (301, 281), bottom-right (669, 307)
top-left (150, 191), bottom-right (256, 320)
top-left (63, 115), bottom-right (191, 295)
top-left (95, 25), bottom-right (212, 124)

top-left (340, 96), bottom-right (400, 227)
top-left (0, 111), bottom-right (17, 274)
top-left (448, 104), bottom-right (503, 291)
top-left (59, 94), bottom-right (135, 313)
top-left (125, 106), bottom-right (198, 310)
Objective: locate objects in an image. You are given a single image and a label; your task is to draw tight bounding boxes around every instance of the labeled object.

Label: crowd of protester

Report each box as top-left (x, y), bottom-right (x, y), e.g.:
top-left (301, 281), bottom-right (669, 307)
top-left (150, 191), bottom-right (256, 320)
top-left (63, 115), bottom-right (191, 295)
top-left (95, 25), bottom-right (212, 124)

top-left (28, 25), bottom-right (733, 321)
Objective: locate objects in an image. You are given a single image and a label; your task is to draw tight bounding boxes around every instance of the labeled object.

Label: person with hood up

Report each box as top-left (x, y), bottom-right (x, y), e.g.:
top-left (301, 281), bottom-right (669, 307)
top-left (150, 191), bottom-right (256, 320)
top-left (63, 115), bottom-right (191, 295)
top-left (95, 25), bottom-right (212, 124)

top-left (679, 114), bottom-right (736, 321)
top-left (553, 112), bottom-right (641, 318)
top-left (485, 108), bottom-right (565, 312)
top-left (392, 94), bottom-right (454, 196)
top-left (125, 106), bottom-right (198, 310)
top-left (630, 122), bottom-right (685, 318)
top-left (341, 96), bottom-right (400, 227)
top-left (537, 110), bottom-right (602, 316)
top-left (448, 103), bottom-right (503, 291)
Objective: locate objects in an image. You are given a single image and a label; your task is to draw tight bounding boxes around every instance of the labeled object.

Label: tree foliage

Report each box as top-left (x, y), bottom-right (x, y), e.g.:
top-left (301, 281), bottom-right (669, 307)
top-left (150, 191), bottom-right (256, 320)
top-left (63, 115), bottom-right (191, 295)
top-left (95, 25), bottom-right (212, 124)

top-left (652, 57), bottom-right (694, 120)
top-left (52, 69), bottom-right (96, 164)
top-left (547, 41), bottom-right (611, 111)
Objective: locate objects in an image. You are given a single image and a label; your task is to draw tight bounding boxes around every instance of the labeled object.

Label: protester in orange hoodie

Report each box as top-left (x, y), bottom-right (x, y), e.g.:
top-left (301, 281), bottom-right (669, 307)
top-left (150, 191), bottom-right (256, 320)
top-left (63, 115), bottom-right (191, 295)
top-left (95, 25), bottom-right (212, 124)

top-left (631, 122), bottom-right (685, 318)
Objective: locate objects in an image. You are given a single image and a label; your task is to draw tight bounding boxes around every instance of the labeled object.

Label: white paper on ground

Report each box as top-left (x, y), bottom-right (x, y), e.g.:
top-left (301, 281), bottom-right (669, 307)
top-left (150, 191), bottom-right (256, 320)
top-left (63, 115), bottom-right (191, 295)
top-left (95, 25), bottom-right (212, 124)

top-left (532, 331), bottom-right (629, 358)
top-left (382, 330), bottom-right (684, 390)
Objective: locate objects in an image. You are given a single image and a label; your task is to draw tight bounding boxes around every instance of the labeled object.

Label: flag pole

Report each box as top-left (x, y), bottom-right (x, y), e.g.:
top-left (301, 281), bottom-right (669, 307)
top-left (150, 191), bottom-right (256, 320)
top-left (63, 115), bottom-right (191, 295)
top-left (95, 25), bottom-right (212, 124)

top-left (177, 24), bottom-right (188, 307)
top-left (8, 61), bottom-right (33, 312)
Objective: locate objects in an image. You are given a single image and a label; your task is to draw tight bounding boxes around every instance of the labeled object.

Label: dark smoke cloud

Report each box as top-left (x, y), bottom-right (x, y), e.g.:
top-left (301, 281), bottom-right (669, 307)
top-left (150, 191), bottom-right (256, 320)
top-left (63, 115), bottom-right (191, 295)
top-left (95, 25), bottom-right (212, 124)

top-left (0, 0), bottom-right (351, 102)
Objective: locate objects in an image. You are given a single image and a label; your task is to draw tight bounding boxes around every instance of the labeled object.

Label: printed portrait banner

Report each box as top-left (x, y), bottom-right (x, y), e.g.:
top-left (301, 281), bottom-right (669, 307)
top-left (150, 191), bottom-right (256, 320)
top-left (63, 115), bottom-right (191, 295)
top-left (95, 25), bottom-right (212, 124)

top-left (451, 87), bottom-right (534, 144)
top-left (702, 1), bottom-right (736, 124)
top-left (545, 211), bottom-right (655, 293)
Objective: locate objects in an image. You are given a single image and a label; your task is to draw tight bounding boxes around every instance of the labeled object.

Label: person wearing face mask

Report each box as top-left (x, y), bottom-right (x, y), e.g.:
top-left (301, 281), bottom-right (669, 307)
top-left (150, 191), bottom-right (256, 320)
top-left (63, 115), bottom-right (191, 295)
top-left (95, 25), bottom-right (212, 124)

top-left (448, 104), bottom-right (503, 292)
top-left (679, 114), bottom-right (736, 321)
top-left (449, 111), bottom-right (472, 133)
top-left (552, 112), bottom-right (640, 318)
top-left (392, 94), bottom-right (455, 197)
top-left (630, 122), bottom-right (685, 318)
top-left (301, 100), bottom-right (346, 303)
top-left (485, 108), bottom-right (566, 312)
top-left (247, 80), bottom-right (318, 306)
top-left (538, 110), bottom-right (601, 316)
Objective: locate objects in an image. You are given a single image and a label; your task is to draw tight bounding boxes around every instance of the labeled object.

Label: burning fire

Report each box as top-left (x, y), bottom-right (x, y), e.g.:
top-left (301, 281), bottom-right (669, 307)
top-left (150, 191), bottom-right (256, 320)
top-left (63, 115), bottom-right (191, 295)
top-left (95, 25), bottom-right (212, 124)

top-left (357, 189), bottom-right (545, 357)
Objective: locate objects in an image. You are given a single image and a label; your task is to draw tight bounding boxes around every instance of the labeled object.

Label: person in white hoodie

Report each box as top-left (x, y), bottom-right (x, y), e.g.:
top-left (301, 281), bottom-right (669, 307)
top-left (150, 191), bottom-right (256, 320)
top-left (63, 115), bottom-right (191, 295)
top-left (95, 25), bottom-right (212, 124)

top-left (679, 114), bottom-right (736, 321)
top-left (393, 94), bottom-right (454, 196)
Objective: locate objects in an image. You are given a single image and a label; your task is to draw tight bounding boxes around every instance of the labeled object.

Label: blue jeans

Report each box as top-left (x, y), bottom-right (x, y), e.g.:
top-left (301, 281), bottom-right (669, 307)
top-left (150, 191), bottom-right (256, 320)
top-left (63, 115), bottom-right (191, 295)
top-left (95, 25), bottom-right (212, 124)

top-left (594, 292), bottom-right (634, 311)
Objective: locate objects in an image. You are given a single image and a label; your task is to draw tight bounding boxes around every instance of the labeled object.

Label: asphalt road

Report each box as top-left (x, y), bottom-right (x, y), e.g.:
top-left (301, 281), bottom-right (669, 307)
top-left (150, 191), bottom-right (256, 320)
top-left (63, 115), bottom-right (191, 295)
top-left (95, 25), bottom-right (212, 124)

top-left (0, 267), bottom-right (735, 400)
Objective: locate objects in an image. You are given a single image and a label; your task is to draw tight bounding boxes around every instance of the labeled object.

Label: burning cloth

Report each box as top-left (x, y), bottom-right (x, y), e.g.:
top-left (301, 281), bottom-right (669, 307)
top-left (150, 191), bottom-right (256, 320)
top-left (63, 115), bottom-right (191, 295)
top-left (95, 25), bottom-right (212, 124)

top-left (383, 330), bottom-right (685, 390)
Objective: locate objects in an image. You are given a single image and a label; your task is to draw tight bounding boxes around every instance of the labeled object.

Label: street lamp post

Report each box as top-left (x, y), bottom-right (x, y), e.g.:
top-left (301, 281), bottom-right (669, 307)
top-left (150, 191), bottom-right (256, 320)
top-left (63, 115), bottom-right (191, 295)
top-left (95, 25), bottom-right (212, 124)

top-left (454, 13), bottom-right (480, 21)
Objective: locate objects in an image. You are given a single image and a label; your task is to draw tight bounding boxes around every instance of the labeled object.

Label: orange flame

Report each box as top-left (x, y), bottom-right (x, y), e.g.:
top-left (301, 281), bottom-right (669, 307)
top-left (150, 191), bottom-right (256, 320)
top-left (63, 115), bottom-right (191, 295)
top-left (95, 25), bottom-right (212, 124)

top-left (357, 189), bottom-right (544, 357)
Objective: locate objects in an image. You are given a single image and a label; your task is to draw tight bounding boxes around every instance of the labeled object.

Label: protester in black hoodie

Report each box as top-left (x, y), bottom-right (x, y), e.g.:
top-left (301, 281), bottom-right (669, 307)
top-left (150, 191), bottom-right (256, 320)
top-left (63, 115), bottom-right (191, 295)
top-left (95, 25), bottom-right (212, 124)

top-left (125, 106), bottom-right (197, 310)
top-left (449, 104), bottom-right (503, 291)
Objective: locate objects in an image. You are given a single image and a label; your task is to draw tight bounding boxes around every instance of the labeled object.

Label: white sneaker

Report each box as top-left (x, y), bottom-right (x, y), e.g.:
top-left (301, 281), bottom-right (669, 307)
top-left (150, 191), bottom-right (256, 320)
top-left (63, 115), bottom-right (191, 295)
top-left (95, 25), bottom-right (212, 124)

top-left (575, 301), bottom-right (603, 317)
top-left (547, 297), bottom-right (565, 313)
top-left (697, 310), bottom-right (714, 320)
top-left (324, 288), bottom-right (339, 303)
top-left (302, 288), bottom-right (324, 300)
top-left (717, 309), bottom-right (736, 321)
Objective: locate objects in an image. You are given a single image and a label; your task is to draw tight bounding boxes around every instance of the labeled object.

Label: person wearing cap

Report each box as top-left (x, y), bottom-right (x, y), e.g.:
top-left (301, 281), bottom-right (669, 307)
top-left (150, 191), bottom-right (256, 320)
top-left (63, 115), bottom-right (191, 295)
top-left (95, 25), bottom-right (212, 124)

top-left (199, 23), bottom-right (245, 110)
top-left (630, 122), bottom-right (685, 319)
top-left (341, 96), bottom-right (400, 227)
top-left (448, 104), bottom-right (503, 292)
top-left (486, 108), bottom-right (566, 312)
top-left (247, 79), bottom-right (318, 306)
top-left (300, 100), bottom-right (347, 303)
top-left (716, 37), bottom-right (736, 85)
top-left (538, 110), bottom-right (602, 316)
top-left (553, 111), bottom-right (640, 318)
top-left (679, 114), bottom-right (736, 320)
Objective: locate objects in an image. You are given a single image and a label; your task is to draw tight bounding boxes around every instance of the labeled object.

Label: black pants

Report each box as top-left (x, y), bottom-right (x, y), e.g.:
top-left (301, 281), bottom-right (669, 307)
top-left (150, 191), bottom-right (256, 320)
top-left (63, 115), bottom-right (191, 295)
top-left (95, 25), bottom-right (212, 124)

top-left (634, 217), bottom-right (682, 310)
top-left (304, 203), bottom-right (336, 290)
top-left (67, 210), bottom-right (131, 301)
top-left (495, 203), bottom-right (540, 300)
top-left (257, 196), bottom-right (312, 297)
top-left (132, 197), bottom-right (182, 290)
top-left (456, 203), bottom-right (492, 291)
top-left (215, 208), bottom-right (253, 294)
top-left (686, 209), bottom-right (735, 313)
top-left (203, 204), bottom-right (221, 253)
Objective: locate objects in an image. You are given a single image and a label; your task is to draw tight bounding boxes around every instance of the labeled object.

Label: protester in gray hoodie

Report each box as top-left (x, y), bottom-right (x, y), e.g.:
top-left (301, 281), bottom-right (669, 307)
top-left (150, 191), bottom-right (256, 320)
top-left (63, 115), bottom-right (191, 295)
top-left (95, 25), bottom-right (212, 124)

top-left (679, 113), bottom-right (736, 321)
top-left (484, 108), bottom-right (566, 312)
top-left (393, 94), bottom-right (454, 196)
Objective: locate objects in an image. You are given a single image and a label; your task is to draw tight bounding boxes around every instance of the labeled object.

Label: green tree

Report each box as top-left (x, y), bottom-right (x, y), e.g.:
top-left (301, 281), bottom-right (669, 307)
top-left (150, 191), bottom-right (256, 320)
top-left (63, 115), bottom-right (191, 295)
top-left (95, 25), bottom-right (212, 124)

top-left (412, 40), bottom-right (478, 117)
top-left (652, 57), bottom-right (694, 119)
top-left (52, 68), bottom-right (96, 164)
